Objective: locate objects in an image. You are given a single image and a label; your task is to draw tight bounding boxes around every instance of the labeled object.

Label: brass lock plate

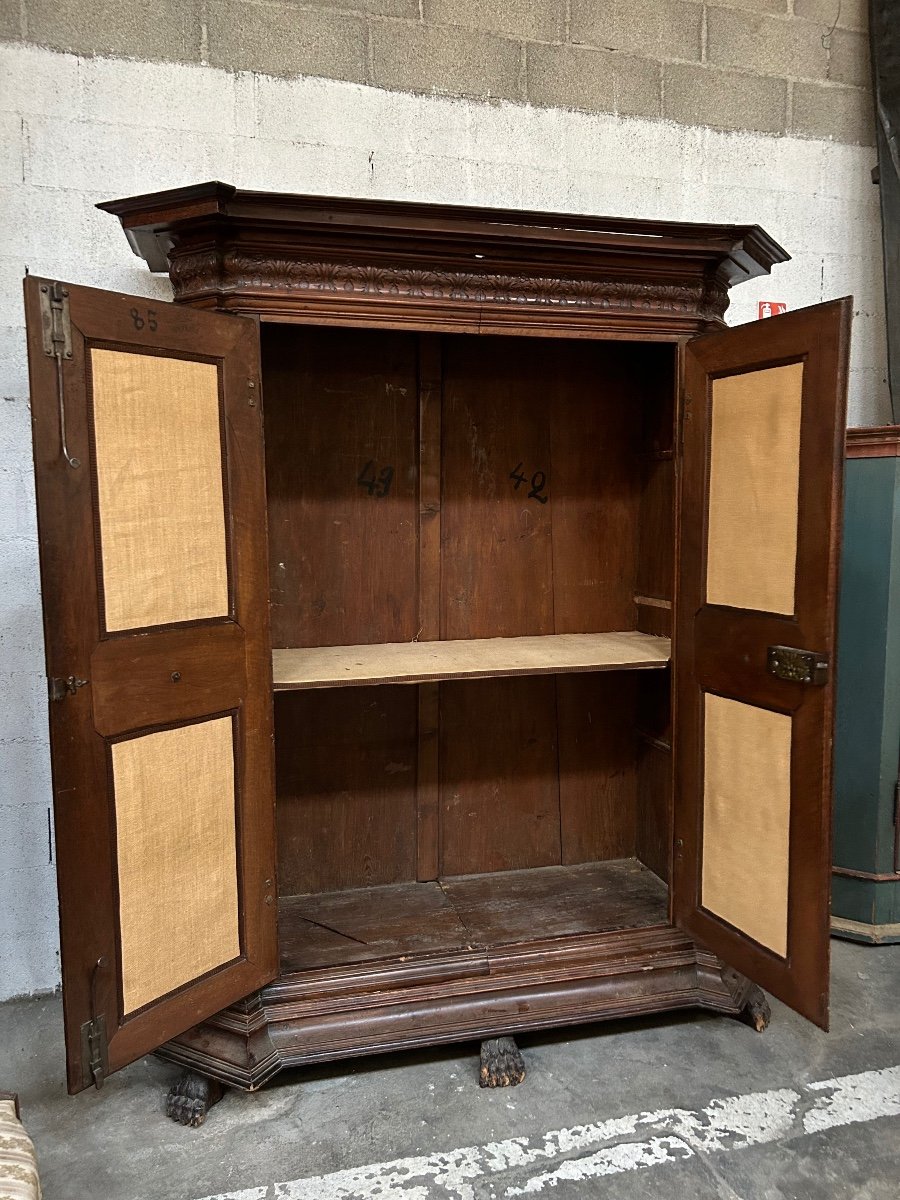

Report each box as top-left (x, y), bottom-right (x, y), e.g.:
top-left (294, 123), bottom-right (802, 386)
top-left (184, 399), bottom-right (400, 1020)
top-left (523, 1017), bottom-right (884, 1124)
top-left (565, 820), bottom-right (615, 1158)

top-left (766, 645), bottom-right (829, 685)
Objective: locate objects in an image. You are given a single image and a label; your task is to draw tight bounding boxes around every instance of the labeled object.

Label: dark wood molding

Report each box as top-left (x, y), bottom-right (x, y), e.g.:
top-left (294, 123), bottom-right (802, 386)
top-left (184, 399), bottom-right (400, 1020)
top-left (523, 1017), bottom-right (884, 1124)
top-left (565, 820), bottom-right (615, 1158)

top-left (168, 248), bottom-right (732, 327)
top-left (156, 930), bottom-right (752, 1090)
top-left (98, 181), bottom-right (789, 337)
top-left (846, 425), bottom-right (900, 458)
top-left (97, 181), bottom-right (789, 280)
top-left (832, 864), bottom-right (900, 882)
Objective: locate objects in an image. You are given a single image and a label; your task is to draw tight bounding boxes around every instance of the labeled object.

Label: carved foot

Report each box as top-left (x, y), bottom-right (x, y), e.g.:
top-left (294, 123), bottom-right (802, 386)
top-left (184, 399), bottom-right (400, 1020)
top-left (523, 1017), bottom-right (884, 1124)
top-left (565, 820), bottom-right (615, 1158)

top-left (165, 1070), bottom-right (225, 1127)
top-left (479, 1036), bottom-right (526, 1088)
top-left (737, 984), bottom-right (772, 1033)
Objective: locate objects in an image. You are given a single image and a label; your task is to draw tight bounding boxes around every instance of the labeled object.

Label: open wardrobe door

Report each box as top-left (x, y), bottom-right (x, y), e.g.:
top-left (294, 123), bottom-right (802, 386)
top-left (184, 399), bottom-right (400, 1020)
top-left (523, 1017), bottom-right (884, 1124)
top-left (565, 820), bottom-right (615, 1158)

top-left (24, 278), bottom-right (277, 1092)
top-left (673, 299), bottom-right (851, 1028)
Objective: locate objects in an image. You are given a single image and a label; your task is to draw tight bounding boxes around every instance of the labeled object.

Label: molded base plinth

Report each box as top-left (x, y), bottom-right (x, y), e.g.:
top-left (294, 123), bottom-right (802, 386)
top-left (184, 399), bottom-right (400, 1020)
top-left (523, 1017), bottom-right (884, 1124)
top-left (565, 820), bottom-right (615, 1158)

top-left (156, 924), bottom-right (766, 1092)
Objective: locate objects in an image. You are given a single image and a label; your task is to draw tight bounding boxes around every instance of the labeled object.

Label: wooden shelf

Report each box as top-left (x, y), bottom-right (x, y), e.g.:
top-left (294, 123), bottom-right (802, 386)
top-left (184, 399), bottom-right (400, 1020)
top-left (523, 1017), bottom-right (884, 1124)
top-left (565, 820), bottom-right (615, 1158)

top-left (272, 630), bottom-right (671, 691)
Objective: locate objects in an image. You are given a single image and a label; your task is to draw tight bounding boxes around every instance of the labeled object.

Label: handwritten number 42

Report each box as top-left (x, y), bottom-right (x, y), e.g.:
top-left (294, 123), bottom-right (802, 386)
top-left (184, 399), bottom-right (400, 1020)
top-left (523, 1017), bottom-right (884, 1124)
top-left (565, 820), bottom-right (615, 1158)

top-left (510, 462), bottom-right (548, 503)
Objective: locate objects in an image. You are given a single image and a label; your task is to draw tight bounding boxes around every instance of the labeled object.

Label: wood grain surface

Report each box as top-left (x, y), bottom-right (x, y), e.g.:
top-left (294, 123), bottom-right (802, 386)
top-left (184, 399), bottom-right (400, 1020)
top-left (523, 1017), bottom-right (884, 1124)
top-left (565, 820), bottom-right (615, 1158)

top-left (279, 859), bottom-right (668, 973)
top-left (273, 631), bottom-right (670, 689)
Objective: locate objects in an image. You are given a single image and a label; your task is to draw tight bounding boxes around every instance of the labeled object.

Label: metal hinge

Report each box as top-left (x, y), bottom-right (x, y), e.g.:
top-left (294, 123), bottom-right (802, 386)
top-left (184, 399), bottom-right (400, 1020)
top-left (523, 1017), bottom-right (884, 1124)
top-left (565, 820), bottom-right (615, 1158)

top-left (49, 676), bottom-right (88, 702)
top-left (766, 645), bottom-right (829, 685)
top-left (679, 393), bottom-right (692, 459)
top-left (80, 1014), bottom-right (108, 1091)
top-left (80, 956), bottom-right (109, 1091)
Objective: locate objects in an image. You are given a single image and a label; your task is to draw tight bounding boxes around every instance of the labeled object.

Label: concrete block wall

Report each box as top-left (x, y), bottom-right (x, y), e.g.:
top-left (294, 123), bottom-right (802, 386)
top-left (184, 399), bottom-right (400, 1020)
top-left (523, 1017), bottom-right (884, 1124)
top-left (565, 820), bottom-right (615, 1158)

top-left (0, 0), bottom-right (888, 1001)
top-left (1, 0), bottom-right (875, 143)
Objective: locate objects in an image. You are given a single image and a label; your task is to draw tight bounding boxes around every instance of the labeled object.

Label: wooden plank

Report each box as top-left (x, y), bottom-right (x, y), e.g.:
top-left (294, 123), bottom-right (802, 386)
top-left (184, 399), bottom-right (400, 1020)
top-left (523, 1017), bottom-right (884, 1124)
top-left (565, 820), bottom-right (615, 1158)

top-left (440, 859), bottom-right (668, 946)
top-left (439, 676), bottom-right (561, 876)
top-left (635, 458), bottom-right (675, 635)
top-left (273, 631), bottom-right (670, 689)
top-left (440, 336), bottom-right (553, 640)
top-left (415, 337), bottom-right (442, 882)
top-left (417, 334), bottom-right (443, 640)
top-left (635, 345), bottom-right (676, 636)
top-left (635, 660), bottom-right (672, 881)
top-left (274, 687), bottom-right (419, 895)
top-left (279, 880), bottom-right (473, 973)
top-left (417, 683), bottom-right (441, 881)
top-left (263, 324), bottom-right (419, 648)
top-left (550, 343), bottom-right (642, 632)
top-left (636, 740), bottom-right (672, 884)
top-left (557, 674), bottom-right (638, 865)
top-left (277, 858), bottom-right (669, 974)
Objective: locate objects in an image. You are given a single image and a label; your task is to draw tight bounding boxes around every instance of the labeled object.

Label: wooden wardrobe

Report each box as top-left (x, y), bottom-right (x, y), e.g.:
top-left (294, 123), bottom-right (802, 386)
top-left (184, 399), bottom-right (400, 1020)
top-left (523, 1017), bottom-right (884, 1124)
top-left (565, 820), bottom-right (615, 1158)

top-left (24, 183), bottom-right (850, 1123)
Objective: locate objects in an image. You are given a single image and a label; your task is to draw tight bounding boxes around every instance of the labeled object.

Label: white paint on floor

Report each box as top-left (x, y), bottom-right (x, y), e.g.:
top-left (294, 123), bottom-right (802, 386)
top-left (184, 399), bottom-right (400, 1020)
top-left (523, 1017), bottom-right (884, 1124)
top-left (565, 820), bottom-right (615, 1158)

top-left (194, 1064), bottom-right (900, 1199)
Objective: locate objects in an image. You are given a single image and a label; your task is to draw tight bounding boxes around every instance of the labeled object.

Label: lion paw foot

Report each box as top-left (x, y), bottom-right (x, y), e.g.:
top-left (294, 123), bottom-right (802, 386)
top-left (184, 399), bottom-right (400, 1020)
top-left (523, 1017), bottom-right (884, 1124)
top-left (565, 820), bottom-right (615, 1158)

top-left (479, 1036), bottom-right (526, 1088)
top-left (165, 1071), bottom-right (225, 1127)
top-left (739, 986), bottom-right (771, 1033)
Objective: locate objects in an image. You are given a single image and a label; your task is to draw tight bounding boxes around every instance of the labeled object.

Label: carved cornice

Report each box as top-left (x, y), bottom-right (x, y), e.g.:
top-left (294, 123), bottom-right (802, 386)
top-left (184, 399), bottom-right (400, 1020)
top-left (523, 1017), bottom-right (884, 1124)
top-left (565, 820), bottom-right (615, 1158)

top-left (169, 249), bottom-right (224, 298)
top-left (169, 249), bottom-right (730, 323)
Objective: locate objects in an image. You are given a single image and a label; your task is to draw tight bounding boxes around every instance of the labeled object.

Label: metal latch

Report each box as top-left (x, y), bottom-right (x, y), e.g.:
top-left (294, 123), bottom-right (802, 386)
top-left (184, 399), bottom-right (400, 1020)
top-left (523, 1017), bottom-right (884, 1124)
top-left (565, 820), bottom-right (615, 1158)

top-left (766, 645), bottom-right (829, 685)
top-left (39, 281), bottom-right (72, 360)
top-left (49, 676), bottom-right (88, 702)
top-left (38, 281), bottom-right (79, 468)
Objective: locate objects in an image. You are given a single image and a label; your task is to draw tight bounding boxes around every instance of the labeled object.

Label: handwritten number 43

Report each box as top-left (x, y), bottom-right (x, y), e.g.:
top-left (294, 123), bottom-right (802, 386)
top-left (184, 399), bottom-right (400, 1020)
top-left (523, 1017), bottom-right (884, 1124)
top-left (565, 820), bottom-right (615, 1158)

top-left (510, 462), bottom-right (548, 503)
top-left (358, 460), bottom-right (394, 498)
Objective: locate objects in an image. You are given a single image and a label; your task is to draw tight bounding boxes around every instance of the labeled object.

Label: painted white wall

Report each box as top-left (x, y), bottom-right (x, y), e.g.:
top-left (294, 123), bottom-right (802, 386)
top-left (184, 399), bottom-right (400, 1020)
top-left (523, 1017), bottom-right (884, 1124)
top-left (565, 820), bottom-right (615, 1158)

top-left (0, 42), bottom-right (889, 1000)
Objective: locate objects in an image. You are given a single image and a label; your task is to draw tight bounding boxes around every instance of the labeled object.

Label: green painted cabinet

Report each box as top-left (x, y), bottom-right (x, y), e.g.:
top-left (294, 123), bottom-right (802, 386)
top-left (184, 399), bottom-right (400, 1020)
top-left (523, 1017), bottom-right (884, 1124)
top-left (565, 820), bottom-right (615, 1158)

top-left (833, 428), bottom-right (900, 941)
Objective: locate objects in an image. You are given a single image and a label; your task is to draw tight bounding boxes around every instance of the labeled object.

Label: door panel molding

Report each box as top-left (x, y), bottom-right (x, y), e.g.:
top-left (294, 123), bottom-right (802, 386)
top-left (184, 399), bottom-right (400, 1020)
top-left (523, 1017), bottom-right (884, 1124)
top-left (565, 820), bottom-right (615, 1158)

top-left (90, 623), bottom-right (247, 737)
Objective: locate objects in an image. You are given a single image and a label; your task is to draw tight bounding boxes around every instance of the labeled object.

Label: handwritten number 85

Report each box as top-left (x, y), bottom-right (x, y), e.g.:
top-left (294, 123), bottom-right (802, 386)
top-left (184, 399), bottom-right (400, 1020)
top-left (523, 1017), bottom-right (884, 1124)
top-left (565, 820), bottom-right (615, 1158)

top-left (130, 307), bottom-right (158, 332)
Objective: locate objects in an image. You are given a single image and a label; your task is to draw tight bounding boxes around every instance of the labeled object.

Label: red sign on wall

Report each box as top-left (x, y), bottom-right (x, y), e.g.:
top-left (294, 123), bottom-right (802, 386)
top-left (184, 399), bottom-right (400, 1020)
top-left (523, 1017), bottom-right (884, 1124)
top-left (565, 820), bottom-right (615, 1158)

top-left (758, 301), bottom-right (788, 319)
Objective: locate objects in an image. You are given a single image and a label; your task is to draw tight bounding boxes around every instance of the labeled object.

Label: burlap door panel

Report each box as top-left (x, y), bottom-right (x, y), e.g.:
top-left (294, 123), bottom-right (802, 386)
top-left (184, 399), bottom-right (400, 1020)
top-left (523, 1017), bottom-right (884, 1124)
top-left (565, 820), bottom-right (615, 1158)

top-left (701, 693), bottom-right (791, 957)
top-left (706, 363), bottom-right (803, 616)
top-left (112, 716), bottom-right (240, 1015)
top-left (91, 348), bottom-right (229, 632)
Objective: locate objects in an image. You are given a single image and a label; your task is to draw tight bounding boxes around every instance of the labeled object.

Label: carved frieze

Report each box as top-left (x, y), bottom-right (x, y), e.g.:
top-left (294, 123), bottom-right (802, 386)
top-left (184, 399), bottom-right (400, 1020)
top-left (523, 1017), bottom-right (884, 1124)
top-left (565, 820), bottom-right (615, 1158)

top-left (169, 249), bottom-right (730, 323)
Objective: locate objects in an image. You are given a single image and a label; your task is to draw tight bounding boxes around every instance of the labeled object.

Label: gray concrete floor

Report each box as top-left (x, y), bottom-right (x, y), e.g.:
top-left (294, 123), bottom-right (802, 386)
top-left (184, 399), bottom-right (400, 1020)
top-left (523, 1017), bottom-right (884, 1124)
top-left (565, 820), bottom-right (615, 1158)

top-left (1, 939), bottom-right (898, 1199)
